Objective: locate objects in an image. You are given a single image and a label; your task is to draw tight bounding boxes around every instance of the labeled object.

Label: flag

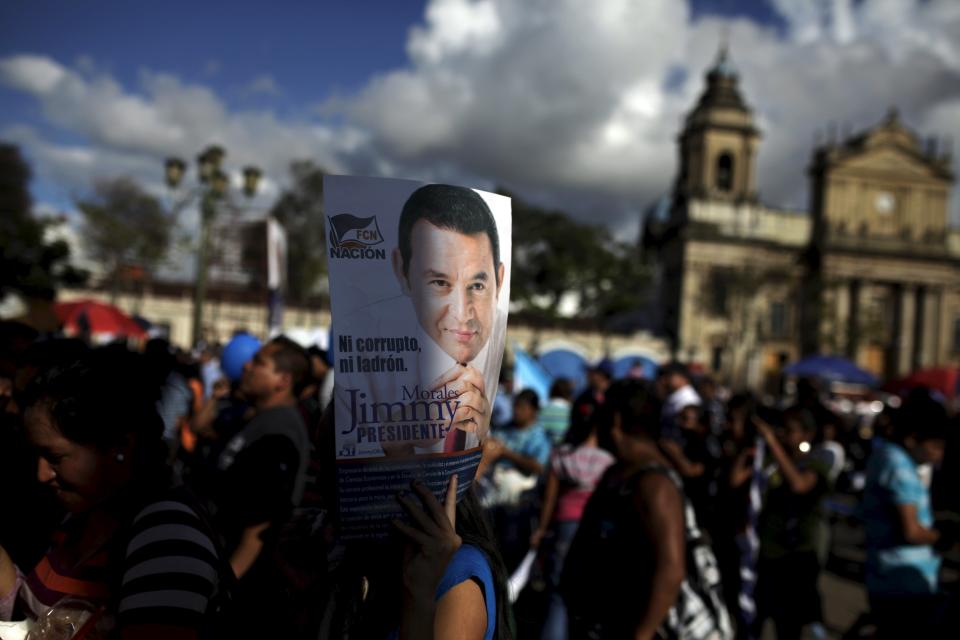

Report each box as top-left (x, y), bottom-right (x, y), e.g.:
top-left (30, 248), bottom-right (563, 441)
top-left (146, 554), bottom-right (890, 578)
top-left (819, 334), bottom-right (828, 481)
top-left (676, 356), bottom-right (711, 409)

top-left (737, 435), bottom-right (767, 638)
top-left (512, 344), bottom-right (552, 406)
top-left (266, 216), bottom-right (287, 336)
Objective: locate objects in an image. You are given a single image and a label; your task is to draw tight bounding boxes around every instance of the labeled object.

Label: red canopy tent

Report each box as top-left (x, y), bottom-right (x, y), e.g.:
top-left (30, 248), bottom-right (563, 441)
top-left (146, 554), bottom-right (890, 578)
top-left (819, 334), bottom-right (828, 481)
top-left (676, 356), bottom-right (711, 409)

top-left (53, 299), bottom-right (147, 340)
top-left (882, 367), bottom-right (960, 401)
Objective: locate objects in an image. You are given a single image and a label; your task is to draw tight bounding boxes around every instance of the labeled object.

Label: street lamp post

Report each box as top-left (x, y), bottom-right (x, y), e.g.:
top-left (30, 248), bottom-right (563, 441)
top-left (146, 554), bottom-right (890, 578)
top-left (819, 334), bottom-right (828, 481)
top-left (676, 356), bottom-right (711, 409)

top-left (164, 147), bottom-right (261, 348)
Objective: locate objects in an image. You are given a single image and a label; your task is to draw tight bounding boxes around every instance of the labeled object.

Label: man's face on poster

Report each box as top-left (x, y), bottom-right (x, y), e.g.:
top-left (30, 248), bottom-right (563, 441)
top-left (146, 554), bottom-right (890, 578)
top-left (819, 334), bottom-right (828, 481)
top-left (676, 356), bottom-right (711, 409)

top-left (395, 220), bottom-right (504, 364)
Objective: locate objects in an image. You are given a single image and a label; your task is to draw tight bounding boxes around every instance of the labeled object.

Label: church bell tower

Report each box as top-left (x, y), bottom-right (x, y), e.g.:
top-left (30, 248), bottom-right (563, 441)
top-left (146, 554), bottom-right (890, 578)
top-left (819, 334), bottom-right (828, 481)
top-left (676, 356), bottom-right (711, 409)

top-left (676, 46), bottom-right (761, 203)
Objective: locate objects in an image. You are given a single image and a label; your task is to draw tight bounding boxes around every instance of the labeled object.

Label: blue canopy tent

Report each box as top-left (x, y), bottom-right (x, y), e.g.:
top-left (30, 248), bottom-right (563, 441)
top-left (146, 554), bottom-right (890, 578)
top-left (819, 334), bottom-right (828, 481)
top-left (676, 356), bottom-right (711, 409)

top-left (783, 355), bottom-right (879, 387)
top-left (538, 348), bottom-right (588, 392)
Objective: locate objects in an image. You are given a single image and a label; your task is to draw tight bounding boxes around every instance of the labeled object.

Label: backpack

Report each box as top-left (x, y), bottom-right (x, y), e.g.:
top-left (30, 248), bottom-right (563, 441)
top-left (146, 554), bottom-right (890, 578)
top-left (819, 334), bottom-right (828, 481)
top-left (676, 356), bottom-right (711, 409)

top-left (644, 465), bottom-right (734, 640)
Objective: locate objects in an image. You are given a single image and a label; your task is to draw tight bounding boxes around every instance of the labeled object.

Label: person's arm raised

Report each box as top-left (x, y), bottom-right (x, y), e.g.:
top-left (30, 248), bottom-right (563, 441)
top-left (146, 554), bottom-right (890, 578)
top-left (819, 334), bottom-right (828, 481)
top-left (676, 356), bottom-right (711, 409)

top-left (754, 418), bottom-right (818, 494)
top-left (659, 439), bottom-right (705, 478)
top-left (393, 475), bottom-right (486, 640)
top-left (729, 448), bottom-right (755, 488)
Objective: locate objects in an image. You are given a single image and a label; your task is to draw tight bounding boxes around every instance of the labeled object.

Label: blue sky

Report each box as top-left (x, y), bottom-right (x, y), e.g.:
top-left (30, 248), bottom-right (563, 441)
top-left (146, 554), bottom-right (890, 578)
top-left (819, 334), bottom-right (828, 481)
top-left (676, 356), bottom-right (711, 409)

top-left (2, 0), bottom-right (959, 236)
top-left (1, 1), bottom-right (426, 117)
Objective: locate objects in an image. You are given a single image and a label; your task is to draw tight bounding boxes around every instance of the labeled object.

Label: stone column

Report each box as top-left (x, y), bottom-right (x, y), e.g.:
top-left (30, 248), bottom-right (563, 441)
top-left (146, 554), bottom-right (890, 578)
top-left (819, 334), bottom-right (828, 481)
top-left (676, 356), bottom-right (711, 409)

top-left (835, 281), bottom-right (850, 356)
top-left (846, 279), bottom-right (862, 360)
top-left (897, 285), bottom-right (917, 376)
top-left (911, 287), bottom-right (925, 371)
top-left (922, 288), bottom-right (941, 366)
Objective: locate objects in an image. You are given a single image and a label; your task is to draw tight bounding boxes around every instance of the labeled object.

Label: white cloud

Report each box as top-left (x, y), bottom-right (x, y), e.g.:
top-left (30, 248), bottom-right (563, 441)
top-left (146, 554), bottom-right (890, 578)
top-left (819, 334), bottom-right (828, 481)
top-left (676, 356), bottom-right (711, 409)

top-left (2, 0), bottom-right (960, 238)
top-left (0, 55), bottom-right (67, 94)
top-left (336, 0), bottom-right (960, 229)
top-left (0, 56), bottom-right (354, 198)
top-left (408, 0), bottom-right (503, 65)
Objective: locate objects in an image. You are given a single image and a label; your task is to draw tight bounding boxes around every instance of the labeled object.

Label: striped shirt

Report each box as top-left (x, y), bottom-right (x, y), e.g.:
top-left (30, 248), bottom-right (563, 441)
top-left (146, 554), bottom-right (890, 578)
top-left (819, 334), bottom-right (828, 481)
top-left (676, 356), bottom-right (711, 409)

top-left (1, 488), bottom-right (224, 636)
top-left (117, 495), bottom-right (223, 632)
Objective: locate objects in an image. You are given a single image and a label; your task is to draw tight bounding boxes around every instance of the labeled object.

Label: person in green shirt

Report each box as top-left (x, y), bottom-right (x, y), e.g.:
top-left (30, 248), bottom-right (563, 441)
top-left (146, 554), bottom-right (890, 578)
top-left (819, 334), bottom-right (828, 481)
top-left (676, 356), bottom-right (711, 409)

top-left (749, 409), bottom-right (829, 640)
top-left (540, 378), bottom-right (573, 445)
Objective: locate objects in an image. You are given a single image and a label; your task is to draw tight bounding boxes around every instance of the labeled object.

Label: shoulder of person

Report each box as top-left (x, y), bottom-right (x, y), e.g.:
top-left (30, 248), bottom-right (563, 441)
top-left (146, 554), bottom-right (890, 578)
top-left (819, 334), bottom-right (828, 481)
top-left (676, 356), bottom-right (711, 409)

top-left (631, 472), bottom-right (685, 517)
top-left (127, 489), bottom-right (210, 539)
top-left (531, 423), bottom-right (550, 439)
top-left (586, 447), bottom-right (616, 464)
top-left (624, 463), bottom-right (682, 496)
top-left (123, 490), bottom-right (221, 571)
top-left (437, 544), bottom-right (494, 599)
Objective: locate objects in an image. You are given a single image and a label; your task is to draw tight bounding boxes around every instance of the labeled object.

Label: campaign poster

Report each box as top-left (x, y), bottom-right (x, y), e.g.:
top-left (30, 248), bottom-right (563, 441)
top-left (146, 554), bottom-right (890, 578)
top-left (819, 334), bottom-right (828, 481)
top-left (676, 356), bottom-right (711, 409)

top-left (325, 176), bottom-right (511, 539)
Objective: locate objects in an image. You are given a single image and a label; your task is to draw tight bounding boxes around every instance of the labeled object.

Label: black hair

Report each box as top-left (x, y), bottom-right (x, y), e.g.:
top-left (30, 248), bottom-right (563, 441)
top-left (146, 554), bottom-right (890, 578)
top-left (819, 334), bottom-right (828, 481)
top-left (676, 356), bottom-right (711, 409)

top-left (306, 345), bottom-right (329, 364)
top-left (454, 490), bottom-right (513, 639)
top-left (661, 361), bottom-right (690, 381)
top-left (23, 347), bottom-right (167, 475)
top-left (318, 401), bottom-right (512, 639)
top-left (333, 488), bottom-right (513, 639)
top-left (398, 184), bottom-right (501, 286)
top-left (513, 388), bottom-right (540, 412)
top-left (563, 415), bottom-right (593, 448)
top-left (0, 320), bottom-right (39, 378)
top-left (783, 407), bottom-right (817, 434)
top-left (549, 377), bottom-right (573, 401)
top-left (891, 387), bottom-right (949, 444)
top-left (269, 335), bottom-right (311, 397)
top-left (727, 391), bottom-right (755, 416)
top-left (600, 379), bottom-right (663, 442)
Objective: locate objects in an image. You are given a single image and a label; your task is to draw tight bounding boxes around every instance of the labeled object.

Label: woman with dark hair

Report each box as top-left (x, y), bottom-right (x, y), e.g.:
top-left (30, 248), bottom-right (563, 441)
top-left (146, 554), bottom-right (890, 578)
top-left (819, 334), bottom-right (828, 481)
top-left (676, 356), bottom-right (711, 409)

top-left (291, 405), bottom-right (512, 640)
top-left (0, 348), bottom-right (230, 638)
top-left (561, 380), bottom-right (731, 639)
top-left (400, 481), bottom-right (514, 640)
top-left (529, 400), bottom-right (614, 640)
top-left (319, 479), bottom-right (513, 640)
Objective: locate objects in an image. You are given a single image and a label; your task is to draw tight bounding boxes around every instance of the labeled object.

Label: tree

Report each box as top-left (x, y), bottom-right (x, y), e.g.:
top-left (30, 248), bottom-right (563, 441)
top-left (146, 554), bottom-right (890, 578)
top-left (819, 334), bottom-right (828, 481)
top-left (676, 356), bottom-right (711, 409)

top-left (76, 177), bottom-right (171, 299)
top-left (269, 160), bottom-right (328, 304)
top-left (506, 189), bottom-right (649, 328)
top-left (0, 143), bottom-right (87, 299)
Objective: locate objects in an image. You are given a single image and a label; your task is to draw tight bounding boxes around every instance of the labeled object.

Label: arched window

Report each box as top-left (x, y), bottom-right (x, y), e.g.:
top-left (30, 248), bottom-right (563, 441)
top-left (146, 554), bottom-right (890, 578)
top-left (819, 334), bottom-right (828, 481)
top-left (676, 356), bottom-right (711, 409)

top-left (715, 152), bottom-right (734, 192)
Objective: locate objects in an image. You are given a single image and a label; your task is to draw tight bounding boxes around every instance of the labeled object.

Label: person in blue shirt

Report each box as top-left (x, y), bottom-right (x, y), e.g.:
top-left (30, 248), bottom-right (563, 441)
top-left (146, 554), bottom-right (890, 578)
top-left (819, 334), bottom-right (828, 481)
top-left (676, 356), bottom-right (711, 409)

top-left (861, 388), bottom-right (952, 638)
top-left (479, 389), bottom-right (552, 570)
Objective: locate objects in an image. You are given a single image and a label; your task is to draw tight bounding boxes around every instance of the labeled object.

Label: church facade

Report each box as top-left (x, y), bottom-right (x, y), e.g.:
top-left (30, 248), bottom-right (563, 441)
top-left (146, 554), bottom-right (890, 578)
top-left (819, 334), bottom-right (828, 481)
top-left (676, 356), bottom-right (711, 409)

top-left (642, 49), bottom-right (960, 389)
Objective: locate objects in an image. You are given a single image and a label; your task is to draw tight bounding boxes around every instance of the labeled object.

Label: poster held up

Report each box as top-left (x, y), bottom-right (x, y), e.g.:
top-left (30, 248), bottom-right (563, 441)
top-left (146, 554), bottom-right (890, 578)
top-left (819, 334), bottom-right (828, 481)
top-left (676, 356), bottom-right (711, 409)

top-left (325, 176), bottom-right (511, 539)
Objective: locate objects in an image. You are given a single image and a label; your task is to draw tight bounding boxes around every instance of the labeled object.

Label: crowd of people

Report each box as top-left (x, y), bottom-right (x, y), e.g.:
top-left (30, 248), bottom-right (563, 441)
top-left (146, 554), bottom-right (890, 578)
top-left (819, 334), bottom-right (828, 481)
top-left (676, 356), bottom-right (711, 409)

top-left (0, 320), bottom-right (957, 639)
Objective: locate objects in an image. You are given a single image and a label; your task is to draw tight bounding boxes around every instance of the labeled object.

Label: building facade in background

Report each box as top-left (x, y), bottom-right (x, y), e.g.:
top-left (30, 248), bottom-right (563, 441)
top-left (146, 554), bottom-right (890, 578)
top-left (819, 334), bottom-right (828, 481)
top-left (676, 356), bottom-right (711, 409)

top-left (643, 47), bottom-right (960, 390)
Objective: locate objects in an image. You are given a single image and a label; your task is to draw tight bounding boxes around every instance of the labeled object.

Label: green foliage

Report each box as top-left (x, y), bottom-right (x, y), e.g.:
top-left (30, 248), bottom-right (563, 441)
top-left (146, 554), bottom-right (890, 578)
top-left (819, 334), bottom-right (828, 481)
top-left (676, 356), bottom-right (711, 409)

top-left (505, 189), bottom-right (649, 326)
top-left (269, 160), bottom-right (328, 304)
top-left (77, 177), bottom-right (171, 278)
top-left (0, 143), bottom-right (87, 299)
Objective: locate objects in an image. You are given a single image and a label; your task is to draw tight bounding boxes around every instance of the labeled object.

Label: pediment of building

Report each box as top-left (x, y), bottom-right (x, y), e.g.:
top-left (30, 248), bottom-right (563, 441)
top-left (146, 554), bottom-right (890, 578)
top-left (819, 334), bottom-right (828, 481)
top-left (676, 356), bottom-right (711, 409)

top-left (832, 146), bottom-right (947, 182)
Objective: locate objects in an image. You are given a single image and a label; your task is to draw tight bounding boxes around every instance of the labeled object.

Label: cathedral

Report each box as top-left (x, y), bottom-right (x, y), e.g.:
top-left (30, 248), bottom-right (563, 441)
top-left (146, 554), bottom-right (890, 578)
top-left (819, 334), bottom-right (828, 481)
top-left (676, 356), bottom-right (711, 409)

top-left (642, 47), bottom-right (959, 390)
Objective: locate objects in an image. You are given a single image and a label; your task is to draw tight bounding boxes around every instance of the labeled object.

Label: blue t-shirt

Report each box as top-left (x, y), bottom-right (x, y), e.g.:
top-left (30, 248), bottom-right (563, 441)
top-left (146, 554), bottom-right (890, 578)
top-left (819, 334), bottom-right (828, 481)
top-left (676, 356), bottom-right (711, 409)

top-left (387, 544), bottom-right (496, 640)
top-left (493, 422), bottom-right (552, 471)
top-left (861, 439), bottom-right (940, 596)
top-left (491, 388), bottom-right (513, 430)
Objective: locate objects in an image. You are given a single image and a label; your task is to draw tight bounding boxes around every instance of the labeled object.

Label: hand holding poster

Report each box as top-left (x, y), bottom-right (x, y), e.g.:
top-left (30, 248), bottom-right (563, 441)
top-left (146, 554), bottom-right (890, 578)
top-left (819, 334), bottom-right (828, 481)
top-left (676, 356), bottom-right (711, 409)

top-left (325, 176), bottom-right (511, 539)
